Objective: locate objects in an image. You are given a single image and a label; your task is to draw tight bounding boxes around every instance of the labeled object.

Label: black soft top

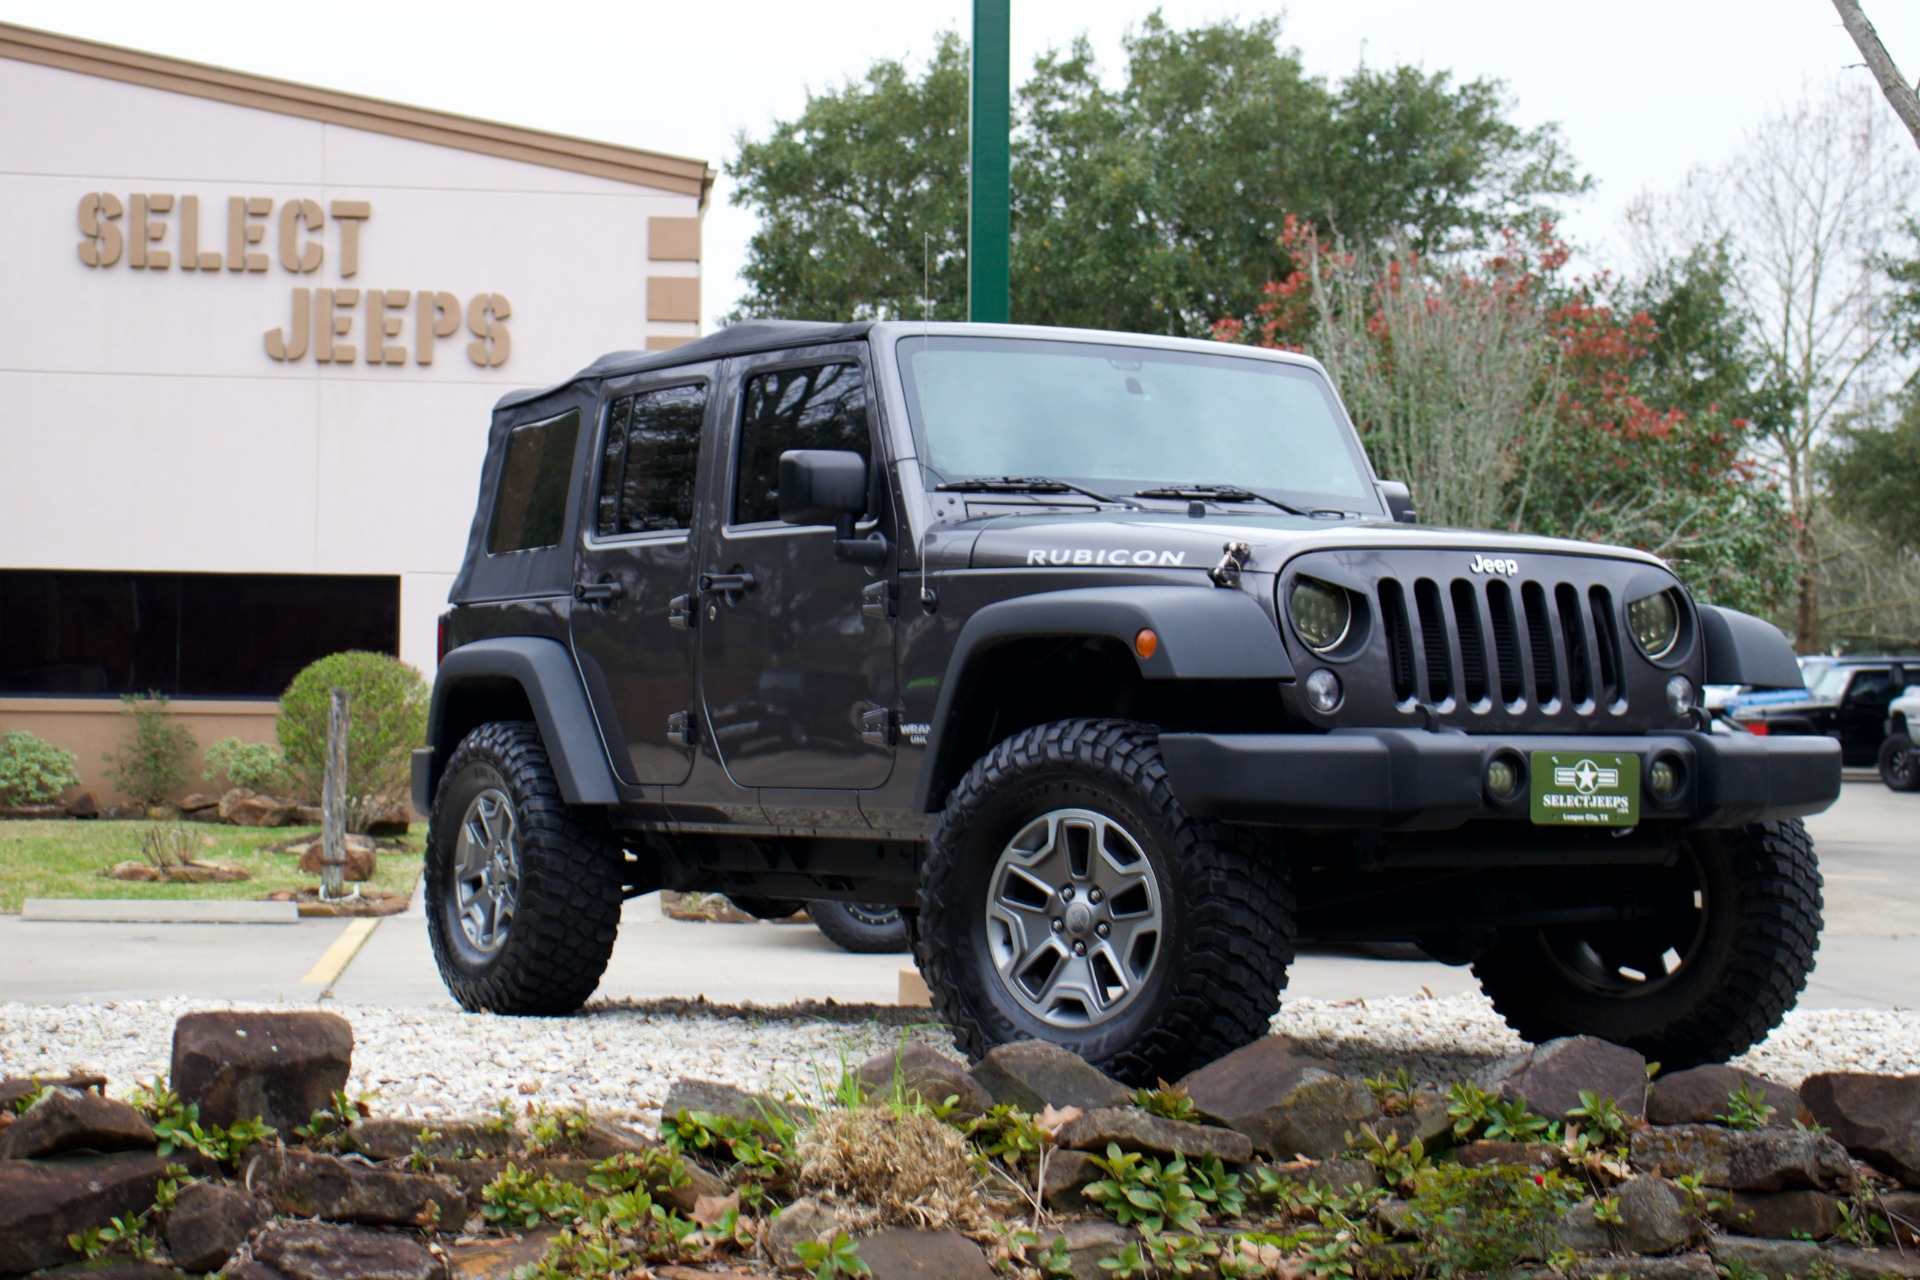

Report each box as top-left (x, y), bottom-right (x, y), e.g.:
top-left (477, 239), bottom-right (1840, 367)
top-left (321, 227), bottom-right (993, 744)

top-left (494, 320), bottom-right (875, 411)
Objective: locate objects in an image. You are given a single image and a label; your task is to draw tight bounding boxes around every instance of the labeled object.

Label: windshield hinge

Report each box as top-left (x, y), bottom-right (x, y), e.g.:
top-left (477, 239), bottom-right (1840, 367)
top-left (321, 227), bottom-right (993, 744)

top-left (861, 579), bottom-right (897, 619)
top-left (1208, 541), bottom-right (1252, 588)
top-left (860, 707), bottom-right (896, 749)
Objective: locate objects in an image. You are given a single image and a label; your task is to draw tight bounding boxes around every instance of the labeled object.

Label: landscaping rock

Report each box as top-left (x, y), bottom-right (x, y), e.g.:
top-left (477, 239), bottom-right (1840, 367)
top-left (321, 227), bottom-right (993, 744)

top-left (1262, 1156), bottom-right (1383, 1193)
top-left (340, 1117), bottom-right (517, 1163)
top-left (1041, 1148), bottom-right (1102, 1211)
top-left (1054, 1106), bottom-right (1255, 1164)
top-left (34, 1263), bottom-right (189, 1280)
top-left (65, 791), bottom-right (98, 819)
top-left (1648, 1064), bottom-right (1803, 1128)
top-left (855, 1227), bottom-right (996, 1278)
top-left (145, 805), bottom-right (180, 821)
top-left (1377, 1096), bottom-right (1454, 1150)
top-left (296, 836), bottom-right (377, 882)
top-left (1455, 1140), bottom-right (1569, 1171)
top-left (178, 793), bottom-right (221, 814)
top-left (1376, 1196), bottom-right (1420, 1240)
top-left (1800, 1071), bottom-right (1920, 1185)
top-left (970, 1041), bottom-right (1130, 1113)
top-left (228, 794), bottom-right (295, 827)
top-left (446, 1230), bottom-right (560, 1280)
top-left (1478, 1036), bottom-right (1648, 1122)
top-left (0, 1087), bottom-right (153, 1159)
top-left (253, 1221), bottom-right (442, 1280)
top-left (292, 804), bottom-right (326, 826)
top-left (1033, 1220), bottom-right (1136, 1280)
top-left (0, 1072), bottom-right (107, 1112)
top-left (1616, 1176), bottom-right (1698, 1255)
top-left (1563, 1256), bottom-right (1719, 1280)
top-left (1713, 1189), bottom-right (1844, 1240)
top-left (1710, 1236), bottom-right (1920, 1280)
top-left (1885, 1189), bottom-right (1920, 1247)
top-left (246, 1145), bottom-right (465, 1228)
top-left (0, 1151), bottom-right (169, 1275)
top-left (106, 861), bottom-right (163, 881)
top-left (1176, 1036), bottom-right (1374, 1160)
top-left (766, 1194), bottom-right (844, 1271)
top-left (1630, 1124), bottom-right (1855, 1192)
top-left (170, 1009), bottom-right (353, 1132)
top-left (856, 1043), bottom-right (993, 1117)
top-left (103, 803), bottom-right (143, 820)
top-left (661, 1077), bottom-right (783, 1125)
top-left (163, 1180), bottom-right (267, 1272)
top-left (1552, 1200), bottom-right (1613, 1253)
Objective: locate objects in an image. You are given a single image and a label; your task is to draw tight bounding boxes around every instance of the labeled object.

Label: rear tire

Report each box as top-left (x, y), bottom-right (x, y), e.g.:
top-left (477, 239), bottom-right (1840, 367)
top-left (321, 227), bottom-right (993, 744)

top-left (425, 721), bottom-right (623, 1015)
top-left (1879, 733), bottom-right (1920, 791)
top-left (915, 718), bottom-right (1294, 1085)
top-left (810, 901), bottom-right (912, 954)
top-left (1472, 819), bottom-right (1821, 1067)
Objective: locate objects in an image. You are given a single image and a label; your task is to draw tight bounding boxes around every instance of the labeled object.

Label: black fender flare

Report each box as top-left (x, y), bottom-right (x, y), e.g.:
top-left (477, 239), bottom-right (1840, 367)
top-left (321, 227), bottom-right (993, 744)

top-left (1697, 604), bottom-right (1804, 691)
top-left (914, 585), bottom-right (1292, 811)
top-left (417, 637), bottom-right (620, 812)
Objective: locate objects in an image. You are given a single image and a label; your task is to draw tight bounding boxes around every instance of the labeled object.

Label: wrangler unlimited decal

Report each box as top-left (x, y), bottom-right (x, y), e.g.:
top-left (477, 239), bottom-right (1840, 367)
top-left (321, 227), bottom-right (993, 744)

top-left (1025, 548), bottom-right (1189, 567)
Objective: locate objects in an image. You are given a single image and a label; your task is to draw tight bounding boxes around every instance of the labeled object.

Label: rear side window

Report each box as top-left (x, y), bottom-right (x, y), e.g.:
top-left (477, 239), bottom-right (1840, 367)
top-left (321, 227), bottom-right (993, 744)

top-left (595, 384), bottom-right (706, 537)
top-left (734, 364), bottom-right (869, 525)
top-left (487, 410), bottom-right (580, 555)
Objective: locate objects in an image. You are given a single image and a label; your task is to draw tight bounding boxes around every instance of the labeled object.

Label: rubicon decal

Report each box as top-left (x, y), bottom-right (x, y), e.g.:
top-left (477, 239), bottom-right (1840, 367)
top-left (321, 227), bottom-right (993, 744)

top-left (1025, 548), bottom-right (1190, 567)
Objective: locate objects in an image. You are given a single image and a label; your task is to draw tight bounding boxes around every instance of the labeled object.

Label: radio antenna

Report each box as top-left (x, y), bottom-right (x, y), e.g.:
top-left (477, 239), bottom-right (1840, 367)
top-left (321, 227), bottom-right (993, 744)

top-left (916, 232), bottom-right (935, 608)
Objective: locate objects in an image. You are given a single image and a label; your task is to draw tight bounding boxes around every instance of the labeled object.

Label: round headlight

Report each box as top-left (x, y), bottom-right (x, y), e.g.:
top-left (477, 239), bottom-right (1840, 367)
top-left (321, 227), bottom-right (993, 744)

top-left (1627, 589), bottom-right (1682, 660)
top-left (1290, 578), bottom-right (1352, 653)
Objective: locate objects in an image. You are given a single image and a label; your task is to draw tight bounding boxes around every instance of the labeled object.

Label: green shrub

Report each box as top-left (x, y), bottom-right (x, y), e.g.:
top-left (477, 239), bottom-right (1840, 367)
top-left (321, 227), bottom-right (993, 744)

top-left (201, 737), bottom-right (286, 793)
top-left (278, 652), bottom-right (428, 832)
top-left (104, 693), bottom-right (195, 806)
top-left (0, 730), bottom-right (80, 806)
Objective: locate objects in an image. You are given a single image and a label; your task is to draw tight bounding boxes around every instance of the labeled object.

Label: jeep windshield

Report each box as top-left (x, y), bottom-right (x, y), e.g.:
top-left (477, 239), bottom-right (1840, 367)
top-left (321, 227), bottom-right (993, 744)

top-left (894, 334), bottom-right (1380, 514)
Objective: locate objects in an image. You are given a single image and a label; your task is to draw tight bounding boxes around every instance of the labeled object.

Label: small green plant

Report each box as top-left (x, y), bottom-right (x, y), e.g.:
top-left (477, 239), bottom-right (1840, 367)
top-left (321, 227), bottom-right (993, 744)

top-left (1716, 1083), bottom-right (1777, 1131)
top-left (1593, 1194), bottom-right (1624, 1226)
top-left (967, 1104), bottom-right (1051, 1171)
top-left (130, 1075), bottom-right (272, 1164)
top-left (104, 691), bottom-right (195, 807)
top-left (0, 730), bottom-right (80, 806)
top-left (201, 736), bottom-right (286, 792)
top-left (660, 1104), bottom-right (797, 1196)
top-left (585, 1149), bottom-right (690, 1198)
top-left (292, 1088), bottom-right (373, 1145)
top-left (1445, 1081), bottom-right (1498, 1139)
top-left (1083, 1143), bottom-right (1204, 1235)
top-left (527, 1102), bottom-right (594, 1154)
top-left (152, 1163), bottom-right (193, 1215)
top-left (485, 1097), bottom-right (518, 1133)
top-left (10, 1083), bottom-right (52, 1114)
top-left (278, 652), bottom-right (429, 831)
top-left (1835, 1187), bottom-right (1889, 1245)
top-left (1482, 1097), bottom-right (1555, 1143)
top-left (1097, 1242), bottom-right (1146, 1278)
top-left (480, 1163), bottom-right (588, 1230)
top-left (406, 1125), bottom-right (443, 1171)
top-left (1131, 1080), bottom-right (1200, 1122)
top-left (1141, 1233), bottom-right (1222, 1276)
top-left (67, 1215), bottom-right (156, 1262)
top-left (1350, 1123), bottom-right (1432, 1190)
top-left (1566, 1089), bottom-right (1635, 1145)
top-left (1366, 1067), bottom-right (1422, 1117)
top-left (1405, 1163), bottom-right (1580, 1278)
top-left (794, 1230), bottom-right (871, 1279)
top-left (1672, 1171), bottom-right (1732, 1221)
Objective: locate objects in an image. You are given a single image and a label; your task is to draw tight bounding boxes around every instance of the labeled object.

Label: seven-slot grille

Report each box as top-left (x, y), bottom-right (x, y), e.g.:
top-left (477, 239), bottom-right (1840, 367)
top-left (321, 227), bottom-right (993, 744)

top-left (1379, 576), bottom-right (1625, 714)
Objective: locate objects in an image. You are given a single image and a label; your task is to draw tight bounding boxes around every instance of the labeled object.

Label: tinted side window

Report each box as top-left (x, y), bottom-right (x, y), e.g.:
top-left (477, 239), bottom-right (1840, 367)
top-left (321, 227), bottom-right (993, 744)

top-left (487, 410), bottom-right (580, 555)
top-left (1846, 670), bottom-right (1890, 705)
top-left (734, 364), bottom-right (869, 525)
top-left (595, 384), bottom-right (706, 537)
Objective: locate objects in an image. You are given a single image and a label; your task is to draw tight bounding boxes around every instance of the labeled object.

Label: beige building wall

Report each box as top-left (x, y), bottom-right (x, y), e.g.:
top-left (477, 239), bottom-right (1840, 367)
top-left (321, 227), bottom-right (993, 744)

top-left (0, 25), bottom-right (711, 806)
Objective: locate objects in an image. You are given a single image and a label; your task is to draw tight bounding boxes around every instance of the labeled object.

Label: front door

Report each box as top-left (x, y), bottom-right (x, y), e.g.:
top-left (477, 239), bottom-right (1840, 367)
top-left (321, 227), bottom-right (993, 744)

top-left (1839, 667), bottom-right (1893, 765)
top-left (569, 373), bottom-right (711, 785)
top-left (698, 351), bottom-right (896, 789)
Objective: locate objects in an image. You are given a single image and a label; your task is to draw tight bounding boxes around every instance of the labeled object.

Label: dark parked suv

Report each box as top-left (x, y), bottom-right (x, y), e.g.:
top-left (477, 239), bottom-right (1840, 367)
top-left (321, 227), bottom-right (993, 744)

top-left (414, 320), bottom-right (1841, 1083)
top-left (1728, 656), bottom-right (1919, 766)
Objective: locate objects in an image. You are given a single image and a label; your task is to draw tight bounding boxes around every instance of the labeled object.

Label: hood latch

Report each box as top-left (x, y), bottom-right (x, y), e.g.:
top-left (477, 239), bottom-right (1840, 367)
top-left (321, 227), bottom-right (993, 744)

top-left (1208, 541), bottom-right (1252, 588)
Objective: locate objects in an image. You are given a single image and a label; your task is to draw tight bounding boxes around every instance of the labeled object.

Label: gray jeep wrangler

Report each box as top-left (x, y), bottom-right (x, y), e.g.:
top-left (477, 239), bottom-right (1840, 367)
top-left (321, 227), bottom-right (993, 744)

top-left (414, 320), bottom-right (1840, 1084)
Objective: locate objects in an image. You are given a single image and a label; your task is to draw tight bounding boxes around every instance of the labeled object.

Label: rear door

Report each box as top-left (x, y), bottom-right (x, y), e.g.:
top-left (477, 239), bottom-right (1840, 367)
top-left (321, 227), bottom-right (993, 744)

top-left (569, 370), bottom-right (712, 785)
top-left (696, 347), bottom-right (896, 790)
top-left (1839, 667), bottom-right (1893, 764)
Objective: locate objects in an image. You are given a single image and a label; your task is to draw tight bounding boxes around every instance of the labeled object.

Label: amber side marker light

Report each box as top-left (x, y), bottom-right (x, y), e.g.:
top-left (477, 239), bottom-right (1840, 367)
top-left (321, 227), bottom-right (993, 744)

top-left (1134, 628), bottom-right (1159, 659)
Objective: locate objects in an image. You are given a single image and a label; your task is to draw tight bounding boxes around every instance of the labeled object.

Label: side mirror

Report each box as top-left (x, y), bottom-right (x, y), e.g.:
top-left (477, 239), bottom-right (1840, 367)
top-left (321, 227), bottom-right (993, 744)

top-left (1379, 480), bottom-right (1418, 525)
top-left (778, 449), bottom-right (888, 565)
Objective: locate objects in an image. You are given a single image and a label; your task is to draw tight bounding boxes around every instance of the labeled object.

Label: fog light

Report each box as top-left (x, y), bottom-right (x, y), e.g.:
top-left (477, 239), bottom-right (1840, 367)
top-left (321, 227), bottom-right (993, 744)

top-left (1650, 757), bottom-right (1682, 799)
top-left (1304, 668), bottom-right (1343, 713)
top-left (1486, 757), bottom-right (1521, 800)
top-left (1666, 675), bottom-right (1696, 716)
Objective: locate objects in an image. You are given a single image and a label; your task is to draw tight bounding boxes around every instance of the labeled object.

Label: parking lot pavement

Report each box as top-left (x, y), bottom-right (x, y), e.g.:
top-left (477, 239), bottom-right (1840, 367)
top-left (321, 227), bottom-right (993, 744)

top-left (0, 778), bottom-right (1908, 1010)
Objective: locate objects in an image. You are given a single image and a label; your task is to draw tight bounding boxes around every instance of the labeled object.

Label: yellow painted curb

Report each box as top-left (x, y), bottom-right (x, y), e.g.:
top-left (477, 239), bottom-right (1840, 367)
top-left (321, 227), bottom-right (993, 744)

top-left (302, 917), bottom-right (380, 986)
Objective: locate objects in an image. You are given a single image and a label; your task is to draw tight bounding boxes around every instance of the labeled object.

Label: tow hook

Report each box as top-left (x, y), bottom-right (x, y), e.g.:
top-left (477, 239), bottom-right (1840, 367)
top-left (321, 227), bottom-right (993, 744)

top-left (1208, 541), bottom-right (1252, 588)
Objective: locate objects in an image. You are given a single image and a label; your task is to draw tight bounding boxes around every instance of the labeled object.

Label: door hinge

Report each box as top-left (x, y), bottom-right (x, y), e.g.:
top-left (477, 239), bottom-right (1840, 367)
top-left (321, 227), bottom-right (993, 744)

top-left (861, 579), bottom-right (897, 619)
top-left (667, 710), bottom-right (695, 749)
top-left (860, 707), bottom-right (896, 749)
top-left (668, 594), bottom-right (695, 630)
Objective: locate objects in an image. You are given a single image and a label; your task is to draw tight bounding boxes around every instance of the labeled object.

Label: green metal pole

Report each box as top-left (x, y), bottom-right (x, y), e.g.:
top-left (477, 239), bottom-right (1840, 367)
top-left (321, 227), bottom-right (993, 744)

top-left (969, 0), bottom-right (1011, 323)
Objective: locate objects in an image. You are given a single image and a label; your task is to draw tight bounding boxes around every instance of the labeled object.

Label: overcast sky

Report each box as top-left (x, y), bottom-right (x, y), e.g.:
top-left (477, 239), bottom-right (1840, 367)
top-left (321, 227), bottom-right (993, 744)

top-left (6, 0), bottom-right (1918, 332)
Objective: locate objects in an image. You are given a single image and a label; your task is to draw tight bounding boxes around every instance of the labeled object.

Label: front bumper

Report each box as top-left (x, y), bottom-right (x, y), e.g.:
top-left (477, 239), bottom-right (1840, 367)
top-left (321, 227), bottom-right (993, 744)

top-left (1157, 728), bottom-right (1841, 831)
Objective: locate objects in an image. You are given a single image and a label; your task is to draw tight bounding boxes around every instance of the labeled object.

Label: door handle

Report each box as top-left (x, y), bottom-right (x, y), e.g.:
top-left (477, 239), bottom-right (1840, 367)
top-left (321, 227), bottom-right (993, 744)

top-left (699, 571), bottom-right (758, 595)
top-left (574, 579), bottom-right (625, 604)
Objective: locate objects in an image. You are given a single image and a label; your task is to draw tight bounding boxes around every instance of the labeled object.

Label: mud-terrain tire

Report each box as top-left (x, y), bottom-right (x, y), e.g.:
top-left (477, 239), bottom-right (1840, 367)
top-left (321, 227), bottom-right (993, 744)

top-left (810, 901), bottom-right (911, 954)
top-left (1473, 819), bottom-right (1821, 1067)
top-left (1879, 732), bottom-right (1920, 791)
top-left (426, 721), bottom-right (623, 1015)
top-left (915, 718), bottom-right (1295, 1085)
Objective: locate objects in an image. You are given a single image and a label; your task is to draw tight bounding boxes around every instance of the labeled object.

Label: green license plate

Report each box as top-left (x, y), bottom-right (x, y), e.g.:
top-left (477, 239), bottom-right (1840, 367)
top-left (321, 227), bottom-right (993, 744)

top-left (1529, 751), bottom-right (1640, 827)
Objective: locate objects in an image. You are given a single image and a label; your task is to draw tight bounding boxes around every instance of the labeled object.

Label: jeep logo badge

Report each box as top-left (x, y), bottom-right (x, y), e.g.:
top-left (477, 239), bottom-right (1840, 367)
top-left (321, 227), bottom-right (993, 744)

top-left (1471, 554), bottom-right (1519, 576)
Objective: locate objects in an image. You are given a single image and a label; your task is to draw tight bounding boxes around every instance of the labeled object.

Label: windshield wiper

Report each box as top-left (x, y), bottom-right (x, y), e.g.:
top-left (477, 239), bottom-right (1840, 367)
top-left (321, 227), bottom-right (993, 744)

top-left (1134, 483), bottom-right (1306, 516)
top-left (937, 475), bottom-right (1146, 510)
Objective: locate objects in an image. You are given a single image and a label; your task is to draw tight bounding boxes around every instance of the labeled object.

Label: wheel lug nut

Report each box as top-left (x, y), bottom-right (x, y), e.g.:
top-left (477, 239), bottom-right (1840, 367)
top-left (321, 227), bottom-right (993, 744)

top-left (1051, 918), bottom-right (1065, 932)
top-left (1060, 886), bottom-right (1074, 900)
top-left (1089, 889), bottom-right (1103, 904)
top-left (1073, 940), bottom-right (1087, 956)
top-left (1096, 922), bottom-right (1110, 937)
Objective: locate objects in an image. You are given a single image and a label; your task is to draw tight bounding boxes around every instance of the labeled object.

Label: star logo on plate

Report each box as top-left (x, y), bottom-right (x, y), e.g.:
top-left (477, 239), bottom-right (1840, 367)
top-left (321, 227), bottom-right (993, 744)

top-left (1553, 758), bottom-right (1620, 794)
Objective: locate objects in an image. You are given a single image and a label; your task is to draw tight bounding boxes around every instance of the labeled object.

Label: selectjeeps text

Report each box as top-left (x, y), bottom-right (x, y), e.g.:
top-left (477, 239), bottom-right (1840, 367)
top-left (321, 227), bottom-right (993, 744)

top-left (414, 321), bottom-right (1841, 1084)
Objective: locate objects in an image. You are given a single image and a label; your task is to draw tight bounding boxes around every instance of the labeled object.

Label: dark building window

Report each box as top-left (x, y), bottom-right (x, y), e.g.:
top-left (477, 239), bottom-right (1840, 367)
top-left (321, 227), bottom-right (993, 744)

top-left (0, 571), bottom-right (401, 699)
top-left (488, 409), bottom-right (580, 555)
top-left (734, 364), bottom-right (869, 525)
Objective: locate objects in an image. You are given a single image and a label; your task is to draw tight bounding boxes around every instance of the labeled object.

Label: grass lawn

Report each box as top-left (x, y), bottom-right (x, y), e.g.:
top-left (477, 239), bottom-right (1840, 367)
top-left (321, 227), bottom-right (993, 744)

top-left (0, 819), bottom-right (424, 914)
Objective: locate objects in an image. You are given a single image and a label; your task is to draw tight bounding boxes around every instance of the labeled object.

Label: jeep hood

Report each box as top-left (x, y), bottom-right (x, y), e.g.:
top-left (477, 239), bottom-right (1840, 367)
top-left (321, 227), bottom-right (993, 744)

top-left (955, 510), bottom-right (1671, 574)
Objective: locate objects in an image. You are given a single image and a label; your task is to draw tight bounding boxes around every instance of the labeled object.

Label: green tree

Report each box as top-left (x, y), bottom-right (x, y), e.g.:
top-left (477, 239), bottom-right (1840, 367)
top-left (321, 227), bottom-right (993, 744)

top-left (726, 14), bottom-right (1586, 335)
top-left (278, 652), bottom-right (428, 832)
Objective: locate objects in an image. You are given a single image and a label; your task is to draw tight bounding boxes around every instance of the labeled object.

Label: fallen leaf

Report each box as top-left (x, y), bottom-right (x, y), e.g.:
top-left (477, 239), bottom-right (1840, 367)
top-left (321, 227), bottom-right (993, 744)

top-left (1034, 1104), bottom-right (1082, 1134)
top-left (691, 1192), bottom-right (740, 1227)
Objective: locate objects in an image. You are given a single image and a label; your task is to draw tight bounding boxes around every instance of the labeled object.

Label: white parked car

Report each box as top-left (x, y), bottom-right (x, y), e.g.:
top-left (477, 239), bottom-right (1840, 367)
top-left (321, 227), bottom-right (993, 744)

top-left (1883, 686), bottom-right (1920, 791)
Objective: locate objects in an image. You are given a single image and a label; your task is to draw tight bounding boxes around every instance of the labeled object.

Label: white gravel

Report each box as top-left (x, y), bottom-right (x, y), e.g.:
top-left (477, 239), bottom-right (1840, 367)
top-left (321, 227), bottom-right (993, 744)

top-left (3, 994), bottom-right (1915, 1120)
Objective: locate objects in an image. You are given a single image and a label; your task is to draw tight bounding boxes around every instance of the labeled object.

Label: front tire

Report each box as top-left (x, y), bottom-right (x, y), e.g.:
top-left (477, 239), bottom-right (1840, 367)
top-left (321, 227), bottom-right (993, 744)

top-left (1880, 733), bottom-right (1920, 791)
top-left (810, 901), bottom-right (911, 954)
top-left (1472, 819), bottom-right (1821, 1067)
top-left (425, 721), bottom-right (623, 1015)
top-left (915, 719), bottom-right (1295, 1085)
